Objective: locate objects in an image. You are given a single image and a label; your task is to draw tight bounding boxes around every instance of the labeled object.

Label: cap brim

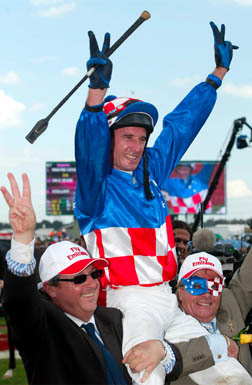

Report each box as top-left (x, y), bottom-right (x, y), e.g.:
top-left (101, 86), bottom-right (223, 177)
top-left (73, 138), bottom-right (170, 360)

top-left (182, 267), bottom-right (223, 280)
top-left (112, 112), bottom-right (154, 133)
top-left (115, 101), bottom-right (158, 127)
top-left (59, 258), bottom-right (109, 276)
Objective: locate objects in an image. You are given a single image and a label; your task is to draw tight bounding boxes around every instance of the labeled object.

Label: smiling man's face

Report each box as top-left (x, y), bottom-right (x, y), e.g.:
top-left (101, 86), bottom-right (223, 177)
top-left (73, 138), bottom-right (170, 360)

top-left (178, 269), bottom-right (221, 323)
top-left (46, 264), bottom-right (100, 322)
top-left (111, 126), bottom-right (147, 171)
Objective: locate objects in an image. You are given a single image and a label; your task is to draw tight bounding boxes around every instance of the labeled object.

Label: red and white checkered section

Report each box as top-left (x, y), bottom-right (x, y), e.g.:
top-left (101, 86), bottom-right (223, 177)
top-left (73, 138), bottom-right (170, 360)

top-left (207, 277), bottom-right (224, 297)
top-left (162, 189), bottom-right (212, 214)
top-left (85, 216), bottom-right (177, 288)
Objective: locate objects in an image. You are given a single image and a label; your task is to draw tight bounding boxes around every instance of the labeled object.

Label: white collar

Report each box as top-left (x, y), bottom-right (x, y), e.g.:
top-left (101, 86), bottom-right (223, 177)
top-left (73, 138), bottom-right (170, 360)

top-left (65, 313), bottom-right (96, 328)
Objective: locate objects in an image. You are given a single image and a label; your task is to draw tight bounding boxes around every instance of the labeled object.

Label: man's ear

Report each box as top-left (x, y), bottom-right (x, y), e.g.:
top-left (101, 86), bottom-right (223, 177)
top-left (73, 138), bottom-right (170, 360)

top-left (177, 286), bottom-right (183, 302)
top-left (43, 281), bottom-right (57, 299)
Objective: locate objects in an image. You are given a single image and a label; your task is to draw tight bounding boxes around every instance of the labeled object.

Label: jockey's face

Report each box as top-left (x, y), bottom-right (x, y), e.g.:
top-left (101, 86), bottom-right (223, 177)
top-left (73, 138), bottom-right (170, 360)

top-left (111, 126), bottom-right (147, 171)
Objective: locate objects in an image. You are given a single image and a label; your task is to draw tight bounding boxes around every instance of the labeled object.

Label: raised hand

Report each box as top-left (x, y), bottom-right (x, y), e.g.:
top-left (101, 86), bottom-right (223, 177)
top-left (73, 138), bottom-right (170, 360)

top-left (210, 21), bottom-right (239, 70)
top-left (86, 31), bottom-right (112, 89)
top-left (0, 173), bottom-right (36, 244)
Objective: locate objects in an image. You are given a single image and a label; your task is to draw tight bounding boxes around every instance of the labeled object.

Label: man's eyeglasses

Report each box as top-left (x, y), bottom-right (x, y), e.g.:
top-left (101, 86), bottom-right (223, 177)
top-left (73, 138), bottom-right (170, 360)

top-left (56, 269), bottom-right (104, 284)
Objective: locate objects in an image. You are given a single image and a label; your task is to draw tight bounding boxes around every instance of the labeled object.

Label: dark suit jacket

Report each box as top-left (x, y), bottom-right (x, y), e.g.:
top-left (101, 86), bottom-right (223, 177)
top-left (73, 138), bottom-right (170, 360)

top-left (3, 270), bottom-right (131, 385)
top-left (3, 270), bottom-right (182, 385)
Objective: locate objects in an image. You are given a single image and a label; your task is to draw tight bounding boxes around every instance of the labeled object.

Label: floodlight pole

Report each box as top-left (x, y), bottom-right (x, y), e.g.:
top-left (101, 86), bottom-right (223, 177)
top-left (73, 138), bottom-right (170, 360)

top-left (192, 118), bottom-right (245, 233)
top-left (242, 119), bottom-right (252, 142)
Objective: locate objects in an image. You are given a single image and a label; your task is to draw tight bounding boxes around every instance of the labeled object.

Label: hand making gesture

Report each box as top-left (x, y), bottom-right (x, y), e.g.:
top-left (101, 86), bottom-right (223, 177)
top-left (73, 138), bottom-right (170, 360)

top-left (0, 173), bottom-right (36, 244)
top-left (210, 21), bottom-right (239, 70)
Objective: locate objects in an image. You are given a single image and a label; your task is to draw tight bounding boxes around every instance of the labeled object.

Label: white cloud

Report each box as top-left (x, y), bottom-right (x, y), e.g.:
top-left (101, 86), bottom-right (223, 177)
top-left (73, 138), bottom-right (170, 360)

top-left (232, 0), bottom-right (252, 5)
top-left (227, 179), bottom-right (252, 198)
top-left (29, 101), bottom-right (45, 112)
top-left (171, 75), bottom-right (201, 88)
top-left (213, 0), bottom-right (252, 5)
top-left (0, 71), bottom-right (20, 85)
top-left (30, 56), bottom-right (56, 63)
top-left (61, 67), bottom-right (81, 77)
top-left (0, 90), bottom-right (25, 130)
top-left (0, 152), bottom-right (36, 169)
top-left (223, 83), bottom-right (252, 98)
top-left (0, 145), bottom-right (64, 169)
top-left (36, 1), bottom-right (75, 17)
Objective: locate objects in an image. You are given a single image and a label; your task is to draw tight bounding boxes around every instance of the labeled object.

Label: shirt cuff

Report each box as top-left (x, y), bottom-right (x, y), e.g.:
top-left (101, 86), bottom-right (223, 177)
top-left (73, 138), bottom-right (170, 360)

top-left (11, 237), bottom-right (35, 263)
top-left (204, 334), bottom-right (228, 363)
top-left (160, 340), bottom-right (176, 374)
top-left (205, 74), bottom-right (222, 90)
top-left (84, 102), bottom-right (104, 112)
top-left (6, 238), bottom-right (36, 277)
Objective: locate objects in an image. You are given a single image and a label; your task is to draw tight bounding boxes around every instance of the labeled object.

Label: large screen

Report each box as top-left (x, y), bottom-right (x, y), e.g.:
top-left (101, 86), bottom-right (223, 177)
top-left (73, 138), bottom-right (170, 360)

top-left (46, 162), bottom-right (77, 215)
top-left (161, 161), bottom-right (226, 215)
top-left (46, 160), bottom-right (226, 216)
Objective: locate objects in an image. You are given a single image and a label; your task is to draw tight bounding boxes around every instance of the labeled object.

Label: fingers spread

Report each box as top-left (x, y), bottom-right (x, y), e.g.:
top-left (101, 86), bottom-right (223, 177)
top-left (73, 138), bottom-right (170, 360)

top-left (0, 186), bottom-right (14, 208)
top-left (102, 32), bottom-right (110, 55)
top-left (220, 24), bottom-right (225, 40)
top-left (88, 31), bottom-right (100, 57)
top-left (8, 173), bottom-right (21, 201)
top-left (210, 21), bottom-right (227, 45)
top-left (210, 21), bottom-right (217, 31)
top-left (22, 173), bottom-right (31, 202)
top-left (210, 21), bottom-right (218, 38)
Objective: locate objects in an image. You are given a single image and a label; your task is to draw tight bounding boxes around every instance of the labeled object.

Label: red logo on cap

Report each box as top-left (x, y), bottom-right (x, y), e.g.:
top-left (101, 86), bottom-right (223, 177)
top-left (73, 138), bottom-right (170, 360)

top-left (192, 256), bottom-right (214, 267)
top-left (67, 247), bottom-right (88, 260)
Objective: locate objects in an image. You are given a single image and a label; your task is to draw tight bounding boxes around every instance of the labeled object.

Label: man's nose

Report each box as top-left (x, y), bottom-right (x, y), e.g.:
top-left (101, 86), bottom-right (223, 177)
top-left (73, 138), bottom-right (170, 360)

top-left (131, 139), bottom-right (142, 152)
top-left (85, 274), bottom-right (98, 287)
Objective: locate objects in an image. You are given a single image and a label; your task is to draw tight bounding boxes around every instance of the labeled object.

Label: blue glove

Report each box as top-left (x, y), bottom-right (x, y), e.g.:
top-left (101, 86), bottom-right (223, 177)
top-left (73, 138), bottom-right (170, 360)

top-left (86, 31), bottom-right (112, 89)
top-left (210, 21), bottom-right (239, 70)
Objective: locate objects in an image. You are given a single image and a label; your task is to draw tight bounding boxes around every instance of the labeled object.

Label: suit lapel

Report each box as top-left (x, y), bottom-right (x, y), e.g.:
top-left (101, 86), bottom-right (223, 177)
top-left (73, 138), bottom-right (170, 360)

top-left (95, 312), bottom-right (124, 370)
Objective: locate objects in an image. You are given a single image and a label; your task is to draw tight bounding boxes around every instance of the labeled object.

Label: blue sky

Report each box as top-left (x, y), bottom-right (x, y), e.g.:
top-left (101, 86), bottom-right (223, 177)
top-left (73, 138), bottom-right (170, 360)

top-left (1, 0), bottom-right (252, 224)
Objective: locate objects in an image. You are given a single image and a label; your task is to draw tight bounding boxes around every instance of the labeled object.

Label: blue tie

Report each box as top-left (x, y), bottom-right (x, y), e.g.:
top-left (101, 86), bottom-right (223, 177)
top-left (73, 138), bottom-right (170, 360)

top-left (82, 323), bottom-right (127, 385)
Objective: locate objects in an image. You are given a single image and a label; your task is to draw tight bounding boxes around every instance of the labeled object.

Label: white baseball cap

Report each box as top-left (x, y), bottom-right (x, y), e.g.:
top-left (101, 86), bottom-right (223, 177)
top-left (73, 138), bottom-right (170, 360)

top-left (39, 240), bottom-right (109, 282)
top-left (178, 252), bottom-right (223, 283)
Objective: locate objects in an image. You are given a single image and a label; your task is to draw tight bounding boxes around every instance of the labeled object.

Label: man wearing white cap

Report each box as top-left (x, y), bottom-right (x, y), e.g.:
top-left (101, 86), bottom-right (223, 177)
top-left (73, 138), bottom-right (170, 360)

top-left (168, 251), bottom-right (252, 384)
top-left (74, 22), bottom-right (240, 385)
top-left (0, 173), bottom-right (183, 385)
